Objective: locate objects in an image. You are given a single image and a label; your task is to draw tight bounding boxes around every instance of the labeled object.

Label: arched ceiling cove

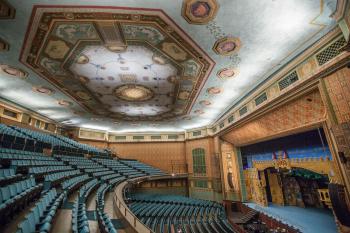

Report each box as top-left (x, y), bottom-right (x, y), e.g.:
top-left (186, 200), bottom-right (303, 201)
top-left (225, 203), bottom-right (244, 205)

top-left (0, 0), bottom-right (338, 132)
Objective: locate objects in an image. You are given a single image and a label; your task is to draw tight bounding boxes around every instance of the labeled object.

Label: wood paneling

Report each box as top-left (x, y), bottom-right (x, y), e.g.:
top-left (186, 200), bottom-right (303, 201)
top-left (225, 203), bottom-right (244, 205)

top-left (108, 142), bottom-right (186, 173)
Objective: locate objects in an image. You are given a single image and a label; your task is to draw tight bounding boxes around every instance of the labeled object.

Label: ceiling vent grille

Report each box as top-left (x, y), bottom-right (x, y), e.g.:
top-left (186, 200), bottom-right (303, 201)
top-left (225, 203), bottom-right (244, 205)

top-left (115, 136), bottom-right (126, 140)
top-left (133, 135), bottom-right (144, 140)
top-left (278, 71), bottom-right (299, 91)
top-left (239, 106), bottom-right (248, 116)
top-left (228, 115), bottom-right (234, 123)
top-left (168, 135), bottom-right (178, 139)
top-left (316, 36), bottom-right (346, 66)
top-left (255, 92), bottom-right (267, 106)
top-left (193, 131), bottom-right (202, 136)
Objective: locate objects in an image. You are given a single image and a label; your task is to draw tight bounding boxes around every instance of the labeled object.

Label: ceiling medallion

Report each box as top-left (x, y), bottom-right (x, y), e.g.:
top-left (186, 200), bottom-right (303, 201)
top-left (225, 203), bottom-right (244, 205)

top-left (217, 67), bottom-right (239, 79)
top-left (207, 86), bottom-right (223, 95)
top-left (114, 84), bottom-right (154, 102)
top-left (0, 64), bottom-right (27, 79)
top-left (32, 86), bottom-right (54, 95)
top-left (182, 0), bottom-right (219, 24)
top-left (58, 100), bottom-right (73, 106)
top-left (213, 37), bottom-right (241, 56)
top-left (199, 100), bottom-right (211, 106)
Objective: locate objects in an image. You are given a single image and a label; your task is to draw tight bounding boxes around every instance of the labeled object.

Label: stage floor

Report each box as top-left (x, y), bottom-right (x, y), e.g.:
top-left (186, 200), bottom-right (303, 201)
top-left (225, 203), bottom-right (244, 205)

top-left (245, 203), bottom-right (337, 233)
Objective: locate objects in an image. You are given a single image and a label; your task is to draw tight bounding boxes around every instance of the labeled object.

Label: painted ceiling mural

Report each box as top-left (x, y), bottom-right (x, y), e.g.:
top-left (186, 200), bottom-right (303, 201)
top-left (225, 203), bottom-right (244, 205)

top-left (21, 9), bottom-right (214, 121)
top-left (0, 0), bottom-right (338, 132)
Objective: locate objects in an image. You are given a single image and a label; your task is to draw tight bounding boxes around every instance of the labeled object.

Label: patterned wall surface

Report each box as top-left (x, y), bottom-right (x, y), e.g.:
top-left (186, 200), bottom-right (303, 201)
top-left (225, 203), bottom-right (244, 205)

top-left (221, 90), bottom-right (326, 146)
top-left (324, 67), bottom-right (350, 124)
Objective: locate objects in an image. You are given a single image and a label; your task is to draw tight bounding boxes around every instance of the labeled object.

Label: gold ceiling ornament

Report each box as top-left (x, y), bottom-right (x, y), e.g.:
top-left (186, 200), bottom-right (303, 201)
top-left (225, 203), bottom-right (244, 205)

top-left (44, 39), bottom-right (70, 59)
top-left (106, 45), bottom-right (127, 53)
top-left (199, 100), bottom-right (211, 106)
top-left (182, 115), bottom-right (192, 120)
top-left (78, 75), bottom-right (90, 84)
top-left (0, 64), bottom-right (28, 79)
top-left (167, 75), bottom-right (178, 84)
top-left (76, 54), bottom-right (89, 64)
top-left (213, 37), bottom-right (241, 56)
top-left (32, 86), bottom-right (54, 95)
top-left (178, 90), bottom-right (190, 100)
top-left (217, 67), bottom-right (239, 79)
top-left (57, 99), bottom-right (73, 107)
top-left (206, 86), bottom-right (223, 95)
top-left (182, 0), bottom-right (219, 25)
top-left (194, 109), bottom-right (204, 115)
top-left (63, 12), bottom-right (74, 20)
top-left (76, 91), bottom-right (92, 101)
top-left (152, 54), bottom-right (167, 65)
top-left (114, 84), bottom-right (154, 102)
top-left (161, 42), bottom-right (188, 61)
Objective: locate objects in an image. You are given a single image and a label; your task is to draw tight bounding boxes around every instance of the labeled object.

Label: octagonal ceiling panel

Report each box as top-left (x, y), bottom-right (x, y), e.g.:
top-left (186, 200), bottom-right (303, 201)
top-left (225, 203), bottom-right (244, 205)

top-left (0, 0), bottom-right (338, 132)
top-left (21, 8), bottom-right (214, 122)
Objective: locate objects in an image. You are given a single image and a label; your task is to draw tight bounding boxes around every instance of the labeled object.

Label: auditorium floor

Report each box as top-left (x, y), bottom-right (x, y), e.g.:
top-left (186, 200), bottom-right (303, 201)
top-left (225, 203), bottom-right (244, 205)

top-left (245, 203), bottom-right (337, 233)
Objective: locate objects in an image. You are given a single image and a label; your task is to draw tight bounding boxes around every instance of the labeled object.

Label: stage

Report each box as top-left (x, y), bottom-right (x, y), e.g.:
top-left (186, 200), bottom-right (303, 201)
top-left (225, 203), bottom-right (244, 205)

top-left (245, 203), bottom-right (337, 233)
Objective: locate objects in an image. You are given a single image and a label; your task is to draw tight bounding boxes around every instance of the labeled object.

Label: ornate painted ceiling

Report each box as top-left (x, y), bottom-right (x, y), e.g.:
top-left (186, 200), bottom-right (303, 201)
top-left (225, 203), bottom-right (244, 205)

top-left (0, 0), bottom-right (338, 132)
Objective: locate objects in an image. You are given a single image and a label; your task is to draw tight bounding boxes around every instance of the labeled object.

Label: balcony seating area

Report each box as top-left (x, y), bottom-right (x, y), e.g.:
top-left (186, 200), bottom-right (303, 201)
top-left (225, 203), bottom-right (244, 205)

top-left (127, 193), bottom-right (235, 233)
top-left (0, 123), bottom-right (107, 156)
top-left (121, 160), bottom-right (165, 176)
top-left (92, 157), bottom-right (146, 178)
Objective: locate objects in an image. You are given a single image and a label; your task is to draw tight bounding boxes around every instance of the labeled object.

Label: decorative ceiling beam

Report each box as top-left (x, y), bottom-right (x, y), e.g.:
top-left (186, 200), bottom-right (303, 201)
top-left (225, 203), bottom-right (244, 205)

top-left (95, 21), bottom-right (127, 52)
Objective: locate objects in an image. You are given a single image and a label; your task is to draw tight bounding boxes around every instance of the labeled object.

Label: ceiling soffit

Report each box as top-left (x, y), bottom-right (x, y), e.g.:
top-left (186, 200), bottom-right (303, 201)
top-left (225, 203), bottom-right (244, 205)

top-left (20, 6), bottom-right (215, 121)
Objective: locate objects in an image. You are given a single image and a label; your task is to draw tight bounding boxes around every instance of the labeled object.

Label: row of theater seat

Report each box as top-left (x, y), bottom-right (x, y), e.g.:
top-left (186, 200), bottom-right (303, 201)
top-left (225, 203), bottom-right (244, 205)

top-left (0, 177), bottom-right (43, 223)
top-left (127, 194), bottom-right (235, 233)
top-left (16, 188), bottom-right (65, 233)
